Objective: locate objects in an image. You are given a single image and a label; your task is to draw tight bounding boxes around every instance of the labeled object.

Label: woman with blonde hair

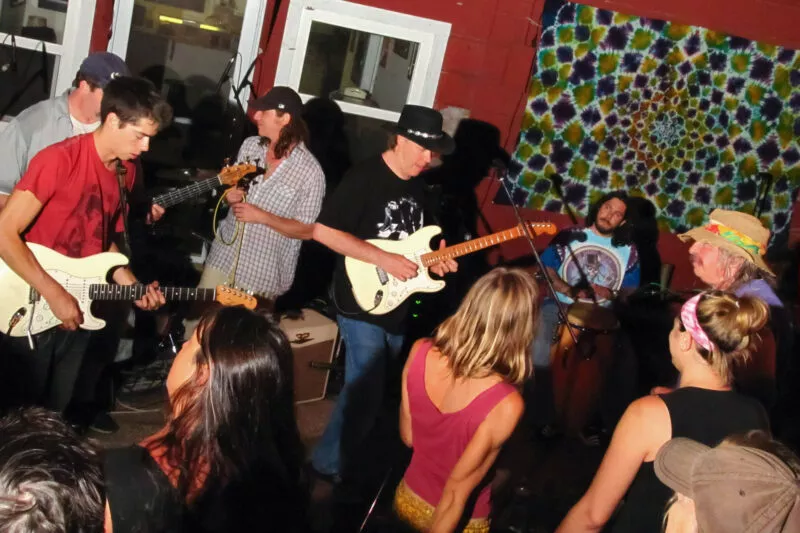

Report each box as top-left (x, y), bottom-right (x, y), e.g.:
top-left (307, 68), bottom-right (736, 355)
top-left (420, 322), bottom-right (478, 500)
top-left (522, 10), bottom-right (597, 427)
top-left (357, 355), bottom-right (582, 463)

top-left (394, 267), bottom-right (539, 533)
top-left (556, 291), bottom-right (771, 533)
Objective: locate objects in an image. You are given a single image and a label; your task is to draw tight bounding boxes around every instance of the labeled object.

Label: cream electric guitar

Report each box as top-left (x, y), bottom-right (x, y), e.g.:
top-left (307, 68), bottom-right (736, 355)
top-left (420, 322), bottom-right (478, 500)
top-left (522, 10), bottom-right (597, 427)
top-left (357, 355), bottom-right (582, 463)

top-left (345, 222), bottom-right (556, 315)
top-left (0, 243), bottom-right (257, 337)
top-left (151, 163), bottom-right (264, 208)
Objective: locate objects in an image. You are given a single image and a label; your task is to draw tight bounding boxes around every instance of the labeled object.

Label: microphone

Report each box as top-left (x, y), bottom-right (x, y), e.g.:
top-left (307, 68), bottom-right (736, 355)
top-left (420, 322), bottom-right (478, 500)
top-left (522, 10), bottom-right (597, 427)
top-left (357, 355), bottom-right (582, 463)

top-left (41, 42), bottom-right (48, 93)
top-left (214, 53), bottom-right (237, 94)
top-left (1, 34), bottom-right (17, 73)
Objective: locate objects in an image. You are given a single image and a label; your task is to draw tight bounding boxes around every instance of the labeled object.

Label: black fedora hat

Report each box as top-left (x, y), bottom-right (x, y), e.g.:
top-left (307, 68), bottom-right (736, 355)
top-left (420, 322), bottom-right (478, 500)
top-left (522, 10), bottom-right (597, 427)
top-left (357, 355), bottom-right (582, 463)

top-left (390, 105), bottom-right (455, 155)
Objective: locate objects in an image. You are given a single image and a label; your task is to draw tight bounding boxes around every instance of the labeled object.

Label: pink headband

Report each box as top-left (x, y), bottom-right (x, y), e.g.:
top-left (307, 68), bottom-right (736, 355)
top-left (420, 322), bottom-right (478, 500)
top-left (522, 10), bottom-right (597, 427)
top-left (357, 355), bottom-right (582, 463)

top-left (680, 293), bottom-right (713, 352)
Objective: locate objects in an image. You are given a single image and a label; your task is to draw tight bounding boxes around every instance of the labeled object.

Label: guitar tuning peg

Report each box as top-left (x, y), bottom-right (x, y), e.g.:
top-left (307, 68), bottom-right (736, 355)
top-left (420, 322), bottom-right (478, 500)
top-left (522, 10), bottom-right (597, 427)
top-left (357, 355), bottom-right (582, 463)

top-left (223, 157), bottom-right (231, 167)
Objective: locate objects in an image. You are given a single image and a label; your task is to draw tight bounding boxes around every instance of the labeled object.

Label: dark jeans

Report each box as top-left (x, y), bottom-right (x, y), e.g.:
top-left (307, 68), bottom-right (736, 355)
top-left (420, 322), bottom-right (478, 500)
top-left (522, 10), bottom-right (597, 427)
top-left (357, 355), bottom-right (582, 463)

top-left (0, 328), bottom-right (90, 414)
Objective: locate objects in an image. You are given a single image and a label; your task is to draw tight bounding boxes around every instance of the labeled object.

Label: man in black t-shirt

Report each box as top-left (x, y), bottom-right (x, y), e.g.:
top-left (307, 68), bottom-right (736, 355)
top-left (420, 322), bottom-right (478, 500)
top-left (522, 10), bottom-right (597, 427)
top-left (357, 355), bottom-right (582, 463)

top-left (310, 105), bottom-right (458, 481)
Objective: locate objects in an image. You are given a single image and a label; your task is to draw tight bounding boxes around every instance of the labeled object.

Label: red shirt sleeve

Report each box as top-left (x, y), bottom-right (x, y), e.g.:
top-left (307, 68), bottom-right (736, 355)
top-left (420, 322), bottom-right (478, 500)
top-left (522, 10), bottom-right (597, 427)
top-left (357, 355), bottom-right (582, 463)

top-left (15, 145), bottom-right (70, 205)
top-left (114, 160), bottom-right (137, 233)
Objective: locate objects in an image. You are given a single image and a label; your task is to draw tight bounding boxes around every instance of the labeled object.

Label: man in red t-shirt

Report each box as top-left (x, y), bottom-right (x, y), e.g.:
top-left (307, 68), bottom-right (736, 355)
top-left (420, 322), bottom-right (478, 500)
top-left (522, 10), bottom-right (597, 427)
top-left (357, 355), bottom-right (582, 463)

top-left (0, 77), bottom-right (173, 413)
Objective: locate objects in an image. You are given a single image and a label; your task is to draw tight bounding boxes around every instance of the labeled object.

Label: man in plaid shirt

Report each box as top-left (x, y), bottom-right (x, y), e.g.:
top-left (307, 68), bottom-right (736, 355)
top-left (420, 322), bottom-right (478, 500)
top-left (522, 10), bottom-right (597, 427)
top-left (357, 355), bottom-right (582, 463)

top-left (199, 87), bottom-right (325, 302)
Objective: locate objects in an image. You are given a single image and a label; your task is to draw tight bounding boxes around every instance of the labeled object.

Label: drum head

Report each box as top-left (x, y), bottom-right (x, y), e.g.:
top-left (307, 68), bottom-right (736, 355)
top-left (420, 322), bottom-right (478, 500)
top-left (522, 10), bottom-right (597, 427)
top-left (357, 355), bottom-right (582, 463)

top-left (567, 302), bottom-right (619, 331)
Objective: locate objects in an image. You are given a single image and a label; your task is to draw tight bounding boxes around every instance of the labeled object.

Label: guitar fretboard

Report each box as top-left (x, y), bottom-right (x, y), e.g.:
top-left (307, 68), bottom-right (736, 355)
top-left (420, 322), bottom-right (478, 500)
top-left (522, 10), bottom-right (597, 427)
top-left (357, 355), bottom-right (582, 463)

top-left (420, 224), bottom-right (551, 266)
top-left (89, 285), bottom-right (216, 301)
top-left (151, 176), bottom-right (221, 208)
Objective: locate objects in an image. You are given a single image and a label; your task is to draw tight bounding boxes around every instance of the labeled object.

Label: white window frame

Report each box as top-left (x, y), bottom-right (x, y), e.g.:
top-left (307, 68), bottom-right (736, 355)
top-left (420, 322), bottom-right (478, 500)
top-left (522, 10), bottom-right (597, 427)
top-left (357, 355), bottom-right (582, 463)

top-left (275, 0), bottom-right (450, 123)
top-left (0, 0), bottom-right (96, 125)
top-left (108, 0), bottom-right (267, 107)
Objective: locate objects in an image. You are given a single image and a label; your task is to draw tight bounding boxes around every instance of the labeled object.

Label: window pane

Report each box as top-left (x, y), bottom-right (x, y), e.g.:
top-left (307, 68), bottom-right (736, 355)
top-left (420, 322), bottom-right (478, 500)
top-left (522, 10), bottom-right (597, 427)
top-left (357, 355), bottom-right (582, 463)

top-left (125, 0), bottom-right (247, 112)
top-left (0, 45), bottom-right (57, 118)
top-left (0, 1), bottom-right (68, 44)
top-left (124, 0), bottom-right (252, 169)
top-left (300, 22), bottom-right (419, 113)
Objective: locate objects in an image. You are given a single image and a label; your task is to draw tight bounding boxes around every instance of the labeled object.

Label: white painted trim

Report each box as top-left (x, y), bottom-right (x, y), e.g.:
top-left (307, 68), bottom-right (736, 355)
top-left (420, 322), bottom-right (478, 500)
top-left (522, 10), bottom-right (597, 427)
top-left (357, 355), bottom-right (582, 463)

top-left (56, 0), bottom-right (96, 94)
top-left (234, 0), bottom-right (267, 106)
top-left (108, 0), bottom-right (267, 110)
top-left (275, 0), bottom-right (451, 122)
top-left (107, 0), bottom-right (135, 58)
top-left (0, 33), bottom-right (64, 55)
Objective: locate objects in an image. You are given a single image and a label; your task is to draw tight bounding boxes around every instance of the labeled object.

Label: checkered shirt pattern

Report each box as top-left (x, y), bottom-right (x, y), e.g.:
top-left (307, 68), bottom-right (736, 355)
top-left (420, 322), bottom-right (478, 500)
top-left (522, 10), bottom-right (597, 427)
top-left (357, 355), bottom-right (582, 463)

top-left (206, 136), bottom-right (325, 298)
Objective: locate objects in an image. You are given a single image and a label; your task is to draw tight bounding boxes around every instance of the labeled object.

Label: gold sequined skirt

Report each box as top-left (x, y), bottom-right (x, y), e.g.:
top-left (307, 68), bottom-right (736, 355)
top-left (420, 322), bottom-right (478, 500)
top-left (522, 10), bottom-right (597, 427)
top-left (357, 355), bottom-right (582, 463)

top-left (392, 479), bottom-right (490, 533)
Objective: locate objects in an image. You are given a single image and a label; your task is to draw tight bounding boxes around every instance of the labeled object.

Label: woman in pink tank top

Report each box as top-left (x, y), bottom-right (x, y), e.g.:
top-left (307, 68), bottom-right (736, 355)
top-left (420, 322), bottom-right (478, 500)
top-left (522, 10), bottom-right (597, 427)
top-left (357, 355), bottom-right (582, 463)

top-left (393, 267), bottom-right (540, 533)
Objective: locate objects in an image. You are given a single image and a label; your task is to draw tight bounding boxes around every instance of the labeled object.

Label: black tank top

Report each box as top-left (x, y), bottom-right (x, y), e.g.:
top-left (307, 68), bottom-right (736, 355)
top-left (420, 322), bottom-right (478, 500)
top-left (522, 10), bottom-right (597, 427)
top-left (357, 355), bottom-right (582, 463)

top-left (611, 387), bottom-right (769, 533)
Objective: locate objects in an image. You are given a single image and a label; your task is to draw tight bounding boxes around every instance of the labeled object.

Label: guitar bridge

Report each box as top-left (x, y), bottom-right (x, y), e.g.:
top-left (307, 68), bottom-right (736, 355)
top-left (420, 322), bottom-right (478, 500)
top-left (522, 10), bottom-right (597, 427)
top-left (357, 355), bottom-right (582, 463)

top-left (376, 267), bottom-right (389, 286)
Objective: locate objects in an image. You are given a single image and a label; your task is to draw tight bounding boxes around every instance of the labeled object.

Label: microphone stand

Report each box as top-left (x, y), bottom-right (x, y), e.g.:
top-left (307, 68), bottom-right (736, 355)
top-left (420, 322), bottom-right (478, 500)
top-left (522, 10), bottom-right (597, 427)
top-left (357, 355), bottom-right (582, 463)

top-left (549, 176), bottom-right (600, 308)
top-left (754, 172), bottom-right (774, 219)
top-left (494, 165), bottom-right (577, 345)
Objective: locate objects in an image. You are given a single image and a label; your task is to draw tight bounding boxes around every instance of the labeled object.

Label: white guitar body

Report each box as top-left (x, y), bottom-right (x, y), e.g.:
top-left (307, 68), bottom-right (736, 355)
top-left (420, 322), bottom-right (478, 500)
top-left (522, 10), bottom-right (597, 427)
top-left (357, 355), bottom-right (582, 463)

top-left (345, 226), bottom-right (445, 315)
top-left (0, 243), bottom-right (128, 337)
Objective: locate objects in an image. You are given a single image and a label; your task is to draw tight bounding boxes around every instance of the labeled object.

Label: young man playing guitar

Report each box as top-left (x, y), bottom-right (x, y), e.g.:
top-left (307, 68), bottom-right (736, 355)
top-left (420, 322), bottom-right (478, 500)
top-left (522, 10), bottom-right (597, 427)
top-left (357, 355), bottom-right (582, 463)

top-left (0, 76), bottom-right (172, 414)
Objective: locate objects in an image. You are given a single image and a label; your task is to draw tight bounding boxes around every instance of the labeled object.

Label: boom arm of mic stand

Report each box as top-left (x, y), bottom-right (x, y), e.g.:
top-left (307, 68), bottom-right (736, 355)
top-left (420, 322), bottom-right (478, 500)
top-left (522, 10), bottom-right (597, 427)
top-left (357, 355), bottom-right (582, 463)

top-left (496, 171), bottom-right (578, 346)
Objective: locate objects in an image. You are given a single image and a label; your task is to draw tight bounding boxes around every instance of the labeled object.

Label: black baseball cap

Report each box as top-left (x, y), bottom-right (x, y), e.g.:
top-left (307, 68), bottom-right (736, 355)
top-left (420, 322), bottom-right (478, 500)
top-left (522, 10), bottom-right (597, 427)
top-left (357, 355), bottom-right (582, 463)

top-left (251, 86), bottom-right (303, 117)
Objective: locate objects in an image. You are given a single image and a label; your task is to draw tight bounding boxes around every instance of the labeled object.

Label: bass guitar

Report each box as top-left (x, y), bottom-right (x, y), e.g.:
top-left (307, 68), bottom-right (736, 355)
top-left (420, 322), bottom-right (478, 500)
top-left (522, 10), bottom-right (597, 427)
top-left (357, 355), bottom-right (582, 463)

top-left (0, 243), bottom-right (256, 337)
top-left (345, 222), bottom-right (556, 315)
top-left (151, 163), bottom-right (264, 208)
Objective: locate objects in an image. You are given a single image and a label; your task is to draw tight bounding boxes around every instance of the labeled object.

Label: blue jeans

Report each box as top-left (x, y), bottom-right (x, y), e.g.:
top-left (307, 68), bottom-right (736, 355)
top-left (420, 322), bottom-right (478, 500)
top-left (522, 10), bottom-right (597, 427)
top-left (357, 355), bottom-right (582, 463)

top-left (311, 315), bottom-right (405, 476)
top-left (531, 299), bottom-right (561, 368)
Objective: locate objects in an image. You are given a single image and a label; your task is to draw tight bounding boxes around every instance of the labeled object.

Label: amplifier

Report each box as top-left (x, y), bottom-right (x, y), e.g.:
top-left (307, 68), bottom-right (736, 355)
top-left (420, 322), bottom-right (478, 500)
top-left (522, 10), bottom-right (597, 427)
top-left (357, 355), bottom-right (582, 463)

top-left (279, 309), bottom-right (339, 404)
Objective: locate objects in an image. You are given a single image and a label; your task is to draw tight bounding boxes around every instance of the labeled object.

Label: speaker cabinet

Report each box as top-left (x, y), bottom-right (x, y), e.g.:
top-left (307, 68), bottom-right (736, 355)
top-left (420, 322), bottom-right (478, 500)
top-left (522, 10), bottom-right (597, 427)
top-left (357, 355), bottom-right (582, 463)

top-left (279, 309), bottom-right (339, 404)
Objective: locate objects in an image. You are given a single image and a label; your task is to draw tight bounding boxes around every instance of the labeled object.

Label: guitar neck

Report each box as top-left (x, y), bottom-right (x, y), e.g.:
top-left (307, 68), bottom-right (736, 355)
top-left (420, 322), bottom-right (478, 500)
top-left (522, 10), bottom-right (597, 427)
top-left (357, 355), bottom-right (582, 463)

top-left (151, 176), bottom-right (221, 208)
top-left (89, 285), bottom-right (217, 302)
top-left (420, 226), bottom-right (534, 266)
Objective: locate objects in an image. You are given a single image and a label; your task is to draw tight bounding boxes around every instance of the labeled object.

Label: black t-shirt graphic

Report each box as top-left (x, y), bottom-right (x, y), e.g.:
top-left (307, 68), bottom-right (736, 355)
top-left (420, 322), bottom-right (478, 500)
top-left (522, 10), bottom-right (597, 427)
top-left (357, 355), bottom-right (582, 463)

top-left (317, 155), bottom-right (427, 332)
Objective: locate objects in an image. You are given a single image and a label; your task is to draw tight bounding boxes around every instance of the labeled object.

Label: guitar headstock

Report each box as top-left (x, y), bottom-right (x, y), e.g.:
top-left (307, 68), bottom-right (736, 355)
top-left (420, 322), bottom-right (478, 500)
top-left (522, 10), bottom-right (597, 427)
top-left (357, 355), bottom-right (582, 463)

top-left (523, 221), bottom-right (557, 236)
top-left (215, 285), bottom-right (258, 309)
top-left (218, 163), bottom-right (264, 186)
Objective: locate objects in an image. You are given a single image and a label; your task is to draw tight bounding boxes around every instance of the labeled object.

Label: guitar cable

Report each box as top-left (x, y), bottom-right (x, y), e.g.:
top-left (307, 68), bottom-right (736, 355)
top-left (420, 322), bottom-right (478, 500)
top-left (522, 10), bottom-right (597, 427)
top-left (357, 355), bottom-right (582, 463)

top-left (212, 187), bottom-right (248, 290)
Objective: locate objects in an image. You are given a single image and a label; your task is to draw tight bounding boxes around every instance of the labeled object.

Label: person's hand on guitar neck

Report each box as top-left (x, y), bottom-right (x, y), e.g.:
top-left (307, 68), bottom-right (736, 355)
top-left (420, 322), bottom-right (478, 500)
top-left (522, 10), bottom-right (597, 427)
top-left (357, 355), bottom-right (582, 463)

top-left (429, 239), bottom-right (458, 277)
top-left (225, 187), bottom-right (245, 205)
top-left (376, 251), bottom-right (419, 282)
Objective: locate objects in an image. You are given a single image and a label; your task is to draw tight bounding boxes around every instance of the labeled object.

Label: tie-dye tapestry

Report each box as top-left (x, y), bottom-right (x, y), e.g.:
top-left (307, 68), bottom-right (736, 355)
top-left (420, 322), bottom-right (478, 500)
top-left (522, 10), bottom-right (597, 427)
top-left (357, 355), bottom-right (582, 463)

top-left (506, 2), bottom-right (800, 244)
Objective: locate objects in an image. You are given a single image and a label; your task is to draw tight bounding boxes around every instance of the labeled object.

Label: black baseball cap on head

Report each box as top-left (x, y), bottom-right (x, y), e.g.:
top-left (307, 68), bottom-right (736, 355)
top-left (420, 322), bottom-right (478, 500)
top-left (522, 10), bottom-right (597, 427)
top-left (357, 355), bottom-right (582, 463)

top-left (78, 52), bottom-right (129, 88)
top-left (390, 104), bottom-right (455, 155)
top-left (251, 86), bottom-right (303, 117)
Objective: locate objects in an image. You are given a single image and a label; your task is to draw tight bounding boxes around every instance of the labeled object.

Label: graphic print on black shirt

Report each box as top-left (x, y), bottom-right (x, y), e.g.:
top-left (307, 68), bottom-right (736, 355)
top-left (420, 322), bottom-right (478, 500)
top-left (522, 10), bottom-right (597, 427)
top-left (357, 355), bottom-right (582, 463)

top-left (376, 196), bottom-right (423, 239)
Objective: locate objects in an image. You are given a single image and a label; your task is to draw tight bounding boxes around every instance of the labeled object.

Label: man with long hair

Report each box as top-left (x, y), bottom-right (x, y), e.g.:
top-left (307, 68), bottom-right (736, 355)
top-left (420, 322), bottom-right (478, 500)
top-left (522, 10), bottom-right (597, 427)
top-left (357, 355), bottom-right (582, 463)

top-left (529, 191), bottom-right (640, 442)
top-left (195, 86), bottom-right (325, 306)
top-left (0, 76), bottom-right (171, 414)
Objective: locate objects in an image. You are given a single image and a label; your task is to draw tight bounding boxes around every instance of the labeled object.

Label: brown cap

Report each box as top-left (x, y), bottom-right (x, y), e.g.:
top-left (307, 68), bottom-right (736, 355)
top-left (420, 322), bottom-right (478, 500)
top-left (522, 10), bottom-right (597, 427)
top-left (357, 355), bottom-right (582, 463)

top-left (251, 86), bottom-right (303, 117)
top-left (678, 209), bottom-right (773, 275)
top-left (655, 438), bottom-right (800, 533)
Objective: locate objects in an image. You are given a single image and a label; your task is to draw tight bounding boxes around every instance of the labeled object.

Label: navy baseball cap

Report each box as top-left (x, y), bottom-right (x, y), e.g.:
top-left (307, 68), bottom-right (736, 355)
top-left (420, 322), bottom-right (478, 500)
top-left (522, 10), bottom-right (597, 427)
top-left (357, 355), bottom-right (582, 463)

top-left (251, 86), bottom-right (303, 117)
top-left (78, 52), bottom-right (130, 88)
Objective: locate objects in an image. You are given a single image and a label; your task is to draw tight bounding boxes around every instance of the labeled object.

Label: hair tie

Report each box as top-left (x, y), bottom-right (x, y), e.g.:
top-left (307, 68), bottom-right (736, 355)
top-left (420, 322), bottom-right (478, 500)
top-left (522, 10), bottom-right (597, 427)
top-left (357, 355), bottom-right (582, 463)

top-left (680, 293), bottom-right (714, 352)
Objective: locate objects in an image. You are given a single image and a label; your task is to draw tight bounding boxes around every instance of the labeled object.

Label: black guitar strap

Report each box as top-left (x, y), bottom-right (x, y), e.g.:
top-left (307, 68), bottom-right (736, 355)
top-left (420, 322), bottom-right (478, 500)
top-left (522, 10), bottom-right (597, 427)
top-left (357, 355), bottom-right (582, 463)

top-left (115, 159), bottom-right (132, 257)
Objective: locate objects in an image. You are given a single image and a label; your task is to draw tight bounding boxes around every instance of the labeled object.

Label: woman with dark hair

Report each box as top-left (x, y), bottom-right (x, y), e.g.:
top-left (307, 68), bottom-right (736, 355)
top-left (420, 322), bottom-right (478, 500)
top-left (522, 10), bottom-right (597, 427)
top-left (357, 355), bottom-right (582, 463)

top-left (104, 306), bottom-right (306, 533)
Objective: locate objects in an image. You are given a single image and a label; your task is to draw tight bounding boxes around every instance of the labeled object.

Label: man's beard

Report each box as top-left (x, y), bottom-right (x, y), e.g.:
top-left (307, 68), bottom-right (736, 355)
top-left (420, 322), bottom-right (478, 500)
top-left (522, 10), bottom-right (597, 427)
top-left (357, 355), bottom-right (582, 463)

top-left (595, 219), bottom-right (615, 236)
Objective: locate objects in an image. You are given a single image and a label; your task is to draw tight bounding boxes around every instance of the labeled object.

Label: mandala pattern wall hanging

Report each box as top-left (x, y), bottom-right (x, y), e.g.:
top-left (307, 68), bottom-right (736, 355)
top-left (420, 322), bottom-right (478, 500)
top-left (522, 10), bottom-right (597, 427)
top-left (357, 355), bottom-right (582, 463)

top-left (506, 2), bottom-right (800, 244)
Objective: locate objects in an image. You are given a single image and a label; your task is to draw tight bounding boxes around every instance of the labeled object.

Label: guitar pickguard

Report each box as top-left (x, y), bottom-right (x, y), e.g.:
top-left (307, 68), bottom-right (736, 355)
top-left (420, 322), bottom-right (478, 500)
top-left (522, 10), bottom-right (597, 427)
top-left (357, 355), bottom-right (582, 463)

top-left (26, 270), bottom-right (107, 335)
